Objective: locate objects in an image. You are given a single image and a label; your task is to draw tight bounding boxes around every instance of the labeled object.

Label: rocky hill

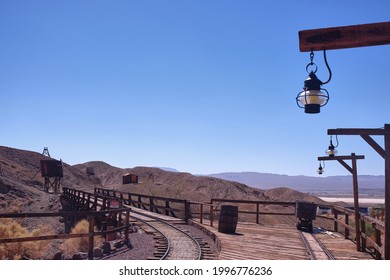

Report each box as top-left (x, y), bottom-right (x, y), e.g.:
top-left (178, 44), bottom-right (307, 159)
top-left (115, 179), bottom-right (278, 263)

top-left (1, 145), bottom-right (324, 219)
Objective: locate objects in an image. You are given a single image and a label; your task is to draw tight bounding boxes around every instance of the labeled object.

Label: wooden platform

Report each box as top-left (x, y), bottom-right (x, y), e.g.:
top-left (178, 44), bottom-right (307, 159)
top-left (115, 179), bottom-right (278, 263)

top-left (191, 220), bottom-right (375, 260)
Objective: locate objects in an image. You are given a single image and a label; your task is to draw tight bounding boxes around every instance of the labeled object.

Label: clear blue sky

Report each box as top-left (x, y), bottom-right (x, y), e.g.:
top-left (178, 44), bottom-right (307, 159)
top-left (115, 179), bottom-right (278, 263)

top-left (1, 0), bottom-right (389, 176)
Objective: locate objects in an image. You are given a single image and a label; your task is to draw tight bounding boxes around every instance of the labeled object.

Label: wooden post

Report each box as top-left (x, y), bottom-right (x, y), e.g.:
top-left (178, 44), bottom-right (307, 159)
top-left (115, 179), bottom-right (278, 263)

top-left (351, 154), bottom-right (361, 251)
top-left (360, 219), bottom-right (366, 252)
top-left (184, 200), bottom-right (190, 223)
top-left (200, 204), bottom-right (203, 224)
top-left (334, 210), bottom-right (338, 232)
top-left (210, 205), bottom-right (214, 227)
top-left (88, 215), bottom-right (95, 260)
top-left (345, 213), bottom-right (349, 239)
top-left (256, 203), bottom-right (260, 224)
top-left (385, 124), bottom-right (390, 259)
top-left (165, 201), bottom-right (170, 216)
top-left (374, 225), bottom-right (382, 259)
top-left (125, 210), bottom-right (130, 244)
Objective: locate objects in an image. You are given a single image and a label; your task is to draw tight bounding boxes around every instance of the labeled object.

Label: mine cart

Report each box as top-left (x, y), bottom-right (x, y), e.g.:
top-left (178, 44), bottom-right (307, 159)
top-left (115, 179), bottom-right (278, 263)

top-left (295, 201), bottom-right (317, 233)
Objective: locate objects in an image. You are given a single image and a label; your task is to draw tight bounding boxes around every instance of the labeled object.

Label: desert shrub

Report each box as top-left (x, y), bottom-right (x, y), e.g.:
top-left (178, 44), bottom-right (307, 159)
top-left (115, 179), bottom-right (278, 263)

top-left (0, 219), bottom-right (52, 260)
top-left (60, 219), bottom-right (102, 255)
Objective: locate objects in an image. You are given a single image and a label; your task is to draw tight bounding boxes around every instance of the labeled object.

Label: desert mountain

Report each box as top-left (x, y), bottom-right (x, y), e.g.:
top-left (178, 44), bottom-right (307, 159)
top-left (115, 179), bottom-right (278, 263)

top-left (1, 145), bottom-right (324, 216)
top-left (209, 172), bottom-right (385, 195)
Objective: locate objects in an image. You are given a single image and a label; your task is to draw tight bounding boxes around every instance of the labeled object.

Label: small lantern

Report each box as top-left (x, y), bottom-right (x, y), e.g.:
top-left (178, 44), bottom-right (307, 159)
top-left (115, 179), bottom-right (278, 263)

top-left (296, 50), bottom-right (332, 114)
top-left (325, 135), bottom-right (338, 157)
top-left (317, 161), bottom-right (325, 175)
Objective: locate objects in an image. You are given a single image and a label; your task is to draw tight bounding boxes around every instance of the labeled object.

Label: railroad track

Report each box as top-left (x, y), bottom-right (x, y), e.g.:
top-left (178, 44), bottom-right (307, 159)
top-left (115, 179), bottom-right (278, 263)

top-left (129, 208), bottom-right (214, 260)
top-left (298, 230), bottom-right (336, 260)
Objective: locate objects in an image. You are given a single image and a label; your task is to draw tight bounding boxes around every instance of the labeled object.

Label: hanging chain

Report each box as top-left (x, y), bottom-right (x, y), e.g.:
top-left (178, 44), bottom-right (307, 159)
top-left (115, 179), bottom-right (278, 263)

top-left (309, 50), bottom-right (314, 65)
top-left (306, 50), bottom-right (317, 74)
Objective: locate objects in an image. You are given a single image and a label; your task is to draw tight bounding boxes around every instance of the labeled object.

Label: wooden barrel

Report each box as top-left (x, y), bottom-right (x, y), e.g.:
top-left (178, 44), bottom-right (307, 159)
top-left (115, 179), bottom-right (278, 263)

top-left (218, 205), bottom-right (238, 234)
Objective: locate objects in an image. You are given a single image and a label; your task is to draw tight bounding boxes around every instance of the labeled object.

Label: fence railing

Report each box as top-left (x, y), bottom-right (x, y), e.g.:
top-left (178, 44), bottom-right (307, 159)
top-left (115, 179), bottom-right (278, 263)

top-left (94, 187), bottom-right (191, 221)
top-left (0, 208), bottom-right (130, 260)
top-left (328, 205), bottom-right (385, 259)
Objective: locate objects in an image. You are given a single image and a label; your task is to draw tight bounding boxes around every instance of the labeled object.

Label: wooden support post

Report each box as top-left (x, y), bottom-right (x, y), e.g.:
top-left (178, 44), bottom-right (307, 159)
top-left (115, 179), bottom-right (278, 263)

top-left (334, 210), bottom-right (338, 233)
top-left (345, 213), bottom-right (349, 239)
top-left (374, 226), bottom-right (382, 260)
top-left (256, 203), bottom-right (260, 224)
top-left (351, 154), bottom-right (361, 251)
top-left (165, 201), bottom-right (170, 216)
top-left (125, 210), bottom-right (130, 244)
top-left (210, 205), bottom-right (214, 227)
top-left (200, 204), bottom-right (203, 224)
top-left (88, 215), bottom-right (95, 260)
top-left (184, 201), bottom-right (190, 223)
top-left (361, 219), bottom-right (366, 252)
top-left (385, 124), bottom-right (390, 259)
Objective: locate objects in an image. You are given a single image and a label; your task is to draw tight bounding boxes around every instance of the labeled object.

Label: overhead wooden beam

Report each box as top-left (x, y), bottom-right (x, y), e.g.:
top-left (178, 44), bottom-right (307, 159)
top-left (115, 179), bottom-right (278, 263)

top-left (328, 128), bottom-right (389, 136)
top-left (299, 21), bottom-right (390, 52)
top-left (318, 155), bottom-right (365, 161)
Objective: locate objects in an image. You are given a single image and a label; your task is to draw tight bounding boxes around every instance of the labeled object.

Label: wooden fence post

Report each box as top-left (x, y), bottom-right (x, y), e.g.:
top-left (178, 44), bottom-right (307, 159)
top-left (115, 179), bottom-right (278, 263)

top-left (88, 215), bottom-right (95, 260)
top-left (345, 213), bottom-right (349, 239)
top-left (361, 219), bottom-right (366, 252)
top-left (125, 210), bottom-right (130, 244)
top-left (184, 200), bottom-right (190, 223)
top-left (200, 204), bottom-right (203, 224)
top-left (374, 225), bottom-right (382, 259)
top-left (210, 205), bottom-right (214, 227)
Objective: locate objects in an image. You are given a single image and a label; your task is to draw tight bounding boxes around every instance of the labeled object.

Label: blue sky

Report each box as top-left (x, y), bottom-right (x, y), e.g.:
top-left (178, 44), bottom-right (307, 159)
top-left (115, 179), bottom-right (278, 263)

top-left (1, 0), bottom-right (389, 176)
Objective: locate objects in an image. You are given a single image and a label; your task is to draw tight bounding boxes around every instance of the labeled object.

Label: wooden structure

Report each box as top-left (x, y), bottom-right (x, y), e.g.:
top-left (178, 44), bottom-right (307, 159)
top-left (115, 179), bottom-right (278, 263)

top-left (0, 191), bottom-right (130, 260)
top-left (318, 153), bottom-right (365, 251)
top-left (327, 124), bottom-right (390, 259)
top-left (40, 159), bottom-right (63, 193)
top-left (1, 188), bottom-right (383, 260)
top-left (122, 173), bottom-right (138, 184)
top-left (94, 187), bottom-right (190, 221)
top-left (299, 21), bottom-right (390, 52)
top-left (299, 20), bottom-right (390, 258)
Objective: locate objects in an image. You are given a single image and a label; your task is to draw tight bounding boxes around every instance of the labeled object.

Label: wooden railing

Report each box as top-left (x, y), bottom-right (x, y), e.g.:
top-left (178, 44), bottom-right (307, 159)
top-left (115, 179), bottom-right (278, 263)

top-left (0, 208), bottom-right (130, 260)
top-left (327, 204), bottom-right (385, 260)
top-left (94, 188), bottom-right (191, 221)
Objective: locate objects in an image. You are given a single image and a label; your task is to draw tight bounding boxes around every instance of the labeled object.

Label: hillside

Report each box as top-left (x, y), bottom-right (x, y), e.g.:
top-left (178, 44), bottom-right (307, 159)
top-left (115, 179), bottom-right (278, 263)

top-left (0, 146), bottom-right (324, 214)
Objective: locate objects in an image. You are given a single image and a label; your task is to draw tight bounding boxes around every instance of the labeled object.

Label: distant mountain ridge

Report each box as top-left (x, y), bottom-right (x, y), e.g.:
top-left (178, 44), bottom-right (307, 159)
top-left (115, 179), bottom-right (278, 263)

top-left (208, 172), bottom-right (385, 195)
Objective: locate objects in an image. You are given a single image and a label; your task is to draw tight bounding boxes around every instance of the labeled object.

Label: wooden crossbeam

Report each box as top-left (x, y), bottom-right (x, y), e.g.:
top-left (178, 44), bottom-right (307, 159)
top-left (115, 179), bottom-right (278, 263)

top-left (299, 21), bottom-right (390, 52)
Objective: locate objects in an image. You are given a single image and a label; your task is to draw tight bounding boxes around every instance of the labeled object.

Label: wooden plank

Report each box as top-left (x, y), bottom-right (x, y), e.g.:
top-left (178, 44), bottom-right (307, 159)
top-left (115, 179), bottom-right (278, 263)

top-left (328, 128), bottom-right (388, 136)
top-left (299, 21), bottom-right (390, 52)
top-left (318, 155), bottom-right (365, 161)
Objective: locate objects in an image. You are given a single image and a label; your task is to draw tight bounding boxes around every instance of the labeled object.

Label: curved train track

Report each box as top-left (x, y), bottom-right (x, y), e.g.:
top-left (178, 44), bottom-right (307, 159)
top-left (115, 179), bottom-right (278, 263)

top-left (129, 208), bottom-right (203, 260)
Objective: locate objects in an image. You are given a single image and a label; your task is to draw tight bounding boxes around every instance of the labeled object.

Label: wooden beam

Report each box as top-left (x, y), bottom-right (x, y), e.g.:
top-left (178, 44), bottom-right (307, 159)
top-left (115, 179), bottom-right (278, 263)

top-left (336, 159), bottom-right (354, 174)
top-left (361, 135), bottom-right (386, 159)
top-left (299, 21), bottom-right (390, 52)
top-left (328, 128), bottom-right (389, 136)
top-left (318, 155), bottom-right (364, 161)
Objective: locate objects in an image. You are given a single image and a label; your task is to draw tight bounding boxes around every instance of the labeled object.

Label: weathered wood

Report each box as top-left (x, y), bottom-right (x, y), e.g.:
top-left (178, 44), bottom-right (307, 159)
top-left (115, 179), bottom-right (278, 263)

top-left (351, 154), bottom-right (361, 251)
top-left (299, 21), bottom-right (390, 52)
top-left (361, 135), bottom-right (386, 158)
top-left (328, 124), bottom-right (390, 259)
top-left (318, 155), bottom-right (365, 161)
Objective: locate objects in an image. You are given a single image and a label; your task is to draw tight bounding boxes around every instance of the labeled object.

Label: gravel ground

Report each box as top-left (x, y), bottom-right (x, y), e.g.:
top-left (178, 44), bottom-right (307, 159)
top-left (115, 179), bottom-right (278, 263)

top-left (103, 224), bottom-right (220, 260)
top-left (102, 231), bottom-right (156, 260)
